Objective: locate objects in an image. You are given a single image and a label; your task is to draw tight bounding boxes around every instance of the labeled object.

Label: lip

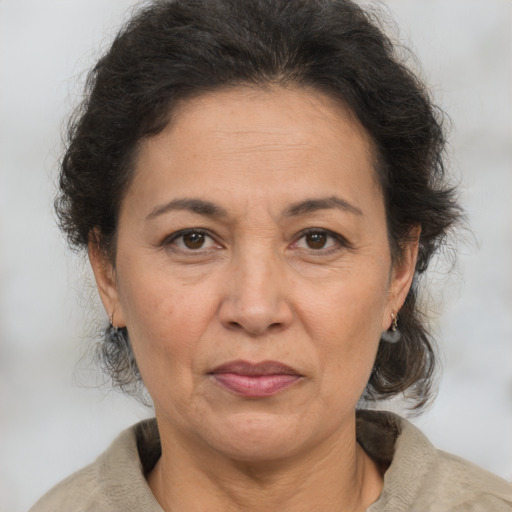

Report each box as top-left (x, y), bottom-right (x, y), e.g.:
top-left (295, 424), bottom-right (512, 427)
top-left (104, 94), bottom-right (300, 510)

top-left (209, 360), bottom-right (302, 398)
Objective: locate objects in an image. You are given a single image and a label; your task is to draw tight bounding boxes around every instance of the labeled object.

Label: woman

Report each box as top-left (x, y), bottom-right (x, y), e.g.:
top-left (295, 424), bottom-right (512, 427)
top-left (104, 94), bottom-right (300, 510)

top-left (29, 0), bottom-right (512, 510)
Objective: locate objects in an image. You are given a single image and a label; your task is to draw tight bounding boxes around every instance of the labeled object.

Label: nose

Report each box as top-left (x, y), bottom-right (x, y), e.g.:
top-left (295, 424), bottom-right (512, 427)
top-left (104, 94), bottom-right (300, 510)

top-left (218, 249), bottom-right (293, 336)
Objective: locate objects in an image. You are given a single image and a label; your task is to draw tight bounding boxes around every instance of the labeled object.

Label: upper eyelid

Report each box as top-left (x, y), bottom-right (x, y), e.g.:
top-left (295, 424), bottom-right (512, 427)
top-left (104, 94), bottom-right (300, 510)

top-left (167, 227), bottom-right (211, 240)
top-left (161, 226), bottom-right (350, 249)
top-left (293, 227), bottom-right (350, 245)
top-left (163, 228), bottom-right (220, 248)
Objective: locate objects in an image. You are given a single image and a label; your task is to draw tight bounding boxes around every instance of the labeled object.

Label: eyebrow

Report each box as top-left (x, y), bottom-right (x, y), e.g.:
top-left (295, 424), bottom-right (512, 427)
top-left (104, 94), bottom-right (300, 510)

top-left (146, 198), bottom-right (228, 221)
top-left (146, 195), bottom-right (363, 222)
top-left (283, 196), bottom-right (363, 218)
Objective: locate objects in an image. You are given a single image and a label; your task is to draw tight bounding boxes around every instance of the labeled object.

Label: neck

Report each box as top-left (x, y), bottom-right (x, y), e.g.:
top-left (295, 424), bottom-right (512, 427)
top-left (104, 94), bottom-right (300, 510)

top-left (148, 413), bottom-right (383, 512)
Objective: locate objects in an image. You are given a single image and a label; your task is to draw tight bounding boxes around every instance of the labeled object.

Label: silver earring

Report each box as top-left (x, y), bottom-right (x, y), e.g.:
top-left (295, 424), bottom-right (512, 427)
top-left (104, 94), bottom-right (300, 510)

top-left (110, 312), bottom-right (119, 331)
top-left (108, 312), bottom-right (126, 347)
top-left (382, 312), bottom-right (401, 343)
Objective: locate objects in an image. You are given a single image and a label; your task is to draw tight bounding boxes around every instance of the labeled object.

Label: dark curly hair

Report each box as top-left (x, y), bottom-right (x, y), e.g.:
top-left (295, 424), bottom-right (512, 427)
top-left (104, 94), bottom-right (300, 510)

top-left (56, 0), bottom-right (461, 408)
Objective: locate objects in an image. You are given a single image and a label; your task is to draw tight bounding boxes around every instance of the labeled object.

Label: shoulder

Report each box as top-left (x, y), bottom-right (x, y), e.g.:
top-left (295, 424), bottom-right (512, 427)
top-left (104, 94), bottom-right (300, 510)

top-left (28, 462), bottom-right (103, 512)
top-left (357, 410), bottom-right (512, 512)
top-left (420, 449), bottom-right (512, 511)
top-left (29, 419), bottom-right (163, 512)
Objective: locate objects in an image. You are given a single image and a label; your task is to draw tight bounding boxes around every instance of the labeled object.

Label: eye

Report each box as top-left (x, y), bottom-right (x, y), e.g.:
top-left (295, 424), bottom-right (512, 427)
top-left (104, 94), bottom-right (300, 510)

top-left (301, 231), bottom-right (330, 250)
top-left (165, 229), bottom-right (220, 251)
top-left (293, 229), bottom-right (347, 252)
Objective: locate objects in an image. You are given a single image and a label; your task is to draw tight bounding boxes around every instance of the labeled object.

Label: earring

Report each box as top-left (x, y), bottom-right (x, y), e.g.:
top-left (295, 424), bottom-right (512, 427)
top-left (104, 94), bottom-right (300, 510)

top-left (382, 312), bottom-right (401, 343)
top-left (109, 312), bottom-right (119, 331)
top-left (108, 312), bottom-right (126, 348)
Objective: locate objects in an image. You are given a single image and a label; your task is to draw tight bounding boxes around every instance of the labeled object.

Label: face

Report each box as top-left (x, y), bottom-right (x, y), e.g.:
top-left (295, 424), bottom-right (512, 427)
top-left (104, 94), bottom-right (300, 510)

top-left (91, 86), bottom-right (417, 462)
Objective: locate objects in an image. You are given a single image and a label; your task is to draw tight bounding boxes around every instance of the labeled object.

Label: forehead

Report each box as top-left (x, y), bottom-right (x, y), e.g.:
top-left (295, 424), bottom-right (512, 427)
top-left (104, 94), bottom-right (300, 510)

top-left (162, 85), bottom-right (375, 159)
top-left (128, 86), bottom-right (382, 217)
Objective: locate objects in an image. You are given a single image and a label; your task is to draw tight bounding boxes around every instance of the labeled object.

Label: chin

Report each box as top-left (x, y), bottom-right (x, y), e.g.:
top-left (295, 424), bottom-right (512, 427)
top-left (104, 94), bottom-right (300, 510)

top-left (200, 411), bottom-right (320, 462)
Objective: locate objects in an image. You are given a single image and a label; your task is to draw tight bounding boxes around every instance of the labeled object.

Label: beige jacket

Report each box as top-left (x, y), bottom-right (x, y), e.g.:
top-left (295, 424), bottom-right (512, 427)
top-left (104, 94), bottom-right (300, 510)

top-left (30, 411), bottom-right (512, 511)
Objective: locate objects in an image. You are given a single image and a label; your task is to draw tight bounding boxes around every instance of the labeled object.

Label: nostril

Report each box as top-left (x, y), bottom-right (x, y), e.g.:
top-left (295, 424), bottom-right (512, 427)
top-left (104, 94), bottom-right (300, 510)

top-left (223, 319), bottom-right (285, 336)
top-left (217, 280), bottom-right (294, 335)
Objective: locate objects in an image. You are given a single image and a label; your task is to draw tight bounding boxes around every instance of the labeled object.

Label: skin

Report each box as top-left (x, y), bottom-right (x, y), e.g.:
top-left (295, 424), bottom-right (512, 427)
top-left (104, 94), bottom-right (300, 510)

top-left (90, 86), bottom-right (419, 512)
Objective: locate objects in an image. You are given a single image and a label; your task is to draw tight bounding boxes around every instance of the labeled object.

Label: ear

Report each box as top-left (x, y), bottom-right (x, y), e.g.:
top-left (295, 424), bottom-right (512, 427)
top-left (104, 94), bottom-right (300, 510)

top-left (88, 231), bottom-right (126, 328)
top-left (382, 226), bottom-right (420, 330)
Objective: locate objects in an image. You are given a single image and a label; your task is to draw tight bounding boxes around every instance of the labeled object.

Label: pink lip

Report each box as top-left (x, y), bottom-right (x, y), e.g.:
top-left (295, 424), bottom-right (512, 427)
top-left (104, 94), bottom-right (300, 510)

top-left (209, 360), bottom-right (302, 397)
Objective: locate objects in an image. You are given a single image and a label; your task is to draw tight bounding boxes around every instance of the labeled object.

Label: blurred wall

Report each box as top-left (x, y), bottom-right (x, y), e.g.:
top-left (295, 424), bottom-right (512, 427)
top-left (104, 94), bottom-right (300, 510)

top-left (0, 1), bottom-right (511, 510)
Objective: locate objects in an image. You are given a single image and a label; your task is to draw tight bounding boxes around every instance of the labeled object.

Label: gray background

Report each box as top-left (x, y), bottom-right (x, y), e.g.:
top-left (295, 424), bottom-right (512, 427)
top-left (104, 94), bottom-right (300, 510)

top-left (1, 1), bottom-right (511, 510)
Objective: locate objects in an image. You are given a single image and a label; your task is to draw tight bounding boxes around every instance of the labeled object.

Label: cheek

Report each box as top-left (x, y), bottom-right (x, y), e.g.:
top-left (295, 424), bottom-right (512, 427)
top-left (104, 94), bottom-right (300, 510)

top-left (114, 261), bottom-right (215, 386)
top-left (299, 267), bottom-right (389, 390)
top-left (306, 274), bottom-right (387, 345)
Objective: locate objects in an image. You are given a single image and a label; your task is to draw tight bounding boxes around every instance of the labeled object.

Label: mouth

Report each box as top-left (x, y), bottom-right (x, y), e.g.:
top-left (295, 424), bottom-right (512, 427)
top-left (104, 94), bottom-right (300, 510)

top-left (209, 360), bottom-right (303, 398)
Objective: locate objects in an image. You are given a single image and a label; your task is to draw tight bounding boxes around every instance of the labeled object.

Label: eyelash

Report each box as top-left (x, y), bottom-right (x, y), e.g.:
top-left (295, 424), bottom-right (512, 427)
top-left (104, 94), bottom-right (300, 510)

top-left (292, 228), bottom-right (351, 254)
top-left (162, 228), bottom-right (220, 253)
top-left (161, 228), bottom-right (350, 255)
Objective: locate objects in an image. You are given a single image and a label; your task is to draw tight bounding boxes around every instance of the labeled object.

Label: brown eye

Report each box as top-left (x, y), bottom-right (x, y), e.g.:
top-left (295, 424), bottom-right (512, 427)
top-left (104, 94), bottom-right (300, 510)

top-left (182, 232), bottom-right (206, 249)
top-left (169, 230), bottom-right (219, 251)
top-left (293, 229), bottom-right (345, 253)
top-left (305, 231), bottom-right (328, 249)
